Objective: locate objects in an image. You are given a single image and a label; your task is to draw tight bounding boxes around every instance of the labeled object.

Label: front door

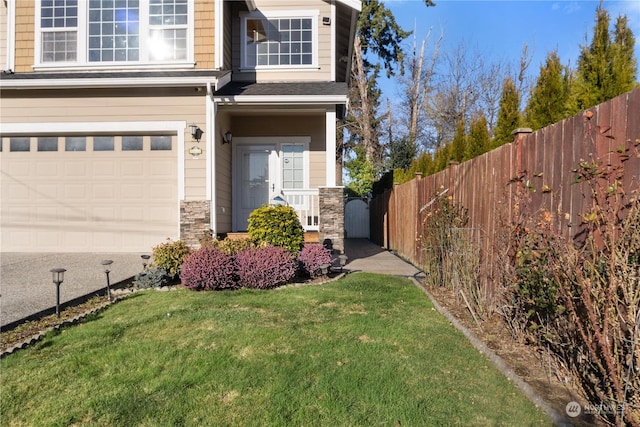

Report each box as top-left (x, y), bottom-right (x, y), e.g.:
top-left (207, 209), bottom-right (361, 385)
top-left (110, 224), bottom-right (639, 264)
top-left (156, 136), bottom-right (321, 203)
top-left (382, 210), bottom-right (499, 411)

top-left (233, 145), bottom-right (277, 231)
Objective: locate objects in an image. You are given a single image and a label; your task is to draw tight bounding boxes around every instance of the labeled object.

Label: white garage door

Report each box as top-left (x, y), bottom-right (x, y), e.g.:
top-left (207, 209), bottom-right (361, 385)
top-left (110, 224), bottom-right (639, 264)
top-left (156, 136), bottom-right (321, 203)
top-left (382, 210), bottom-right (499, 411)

top-left (1, 135), bottom-right (179, 252)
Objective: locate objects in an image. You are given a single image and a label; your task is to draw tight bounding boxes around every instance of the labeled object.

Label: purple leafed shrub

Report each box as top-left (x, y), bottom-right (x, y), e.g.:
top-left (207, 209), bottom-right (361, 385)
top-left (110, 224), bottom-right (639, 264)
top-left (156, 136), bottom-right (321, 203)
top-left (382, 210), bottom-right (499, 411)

top-left (236, 246), bottom-right (296, 289)
top-left (181, 247), bottom-right (237, 291)
top-left (297, 243), bottom-right (332, 277)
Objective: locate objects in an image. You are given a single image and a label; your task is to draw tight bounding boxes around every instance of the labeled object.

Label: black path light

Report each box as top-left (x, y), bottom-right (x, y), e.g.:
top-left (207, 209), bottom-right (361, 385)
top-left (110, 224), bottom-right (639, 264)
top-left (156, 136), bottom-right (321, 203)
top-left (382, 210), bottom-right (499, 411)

top-left (50, 268), bottom-right (66, 317)
top-left (141, 254), bottom-right (151, 271)
top-left (101, 260), bottom-right (114, 302)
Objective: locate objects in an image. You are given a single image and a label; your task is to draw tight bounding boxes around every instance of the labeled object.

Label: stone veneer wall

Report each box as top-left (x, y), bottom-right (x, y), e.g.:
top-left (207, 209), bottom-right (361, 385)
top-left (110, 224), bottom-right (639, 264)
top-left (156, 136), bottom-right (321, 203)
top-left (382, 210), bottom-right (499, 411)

top-left (180, 200), bottom-right (211, 248)
top-left (319, 187), bottom-right (345, 254)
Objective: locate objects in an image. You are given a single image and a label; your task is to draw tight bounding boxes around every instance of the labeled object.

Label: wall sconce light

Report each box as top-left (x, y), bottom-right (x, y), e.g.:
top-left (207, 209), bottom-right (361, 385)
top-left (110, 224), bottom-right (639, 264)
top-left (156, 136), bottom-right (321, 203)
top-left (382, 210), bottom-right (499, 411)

top-left (189, 145), bottom-right (203, 158)
top-left (50, 268), bottom-right (66, 317)
top-left (189, 124), bottom-right (203, 142)
top-left (223, 130), bottom-right (232, 145)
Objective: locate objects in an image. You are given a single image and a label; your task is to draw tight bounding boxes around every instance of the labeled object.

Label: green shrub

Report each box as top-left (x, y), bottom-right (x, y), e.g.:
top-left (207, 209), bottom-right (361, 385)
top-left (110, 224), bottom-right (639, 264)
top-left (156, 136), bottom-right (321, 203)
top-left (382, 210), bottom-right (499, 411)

top-left (248, 205), bottom-right (304, 254)
top-left (152, 239), bottom-right (192, 279)
top-left (206, 236), bottom-right (261, 255)
top-left (133, 267), bottom-right (170, 289)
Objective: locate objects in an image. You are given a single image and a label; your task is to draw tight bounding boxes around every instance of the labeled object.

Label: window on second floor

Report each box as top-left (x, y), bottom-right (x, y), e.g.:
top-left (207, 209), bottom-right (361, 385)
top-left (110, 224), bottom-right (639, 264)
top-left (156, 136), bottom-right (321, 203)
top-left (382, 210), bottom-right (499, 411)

top-left (37, 0), bottom-right (191, 67)
top-left (241, 11), bottom-right (318, 69)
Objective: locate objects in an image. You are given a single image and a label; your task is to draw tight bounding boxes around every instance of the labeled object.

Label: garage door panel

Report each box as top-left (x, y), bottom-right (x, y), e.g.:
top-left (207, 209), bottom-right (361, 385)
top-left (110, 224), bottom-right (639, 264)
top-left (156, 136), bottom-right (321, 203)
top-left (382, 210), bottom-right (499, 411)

top-left (93, 184), bottom-right (116, 200)
top-left (3, 230), bottom-right (33, 251)
top-left (65, 162), bottom-right (87, 176)
top-left (121, 184), bottom-right (144, 199)
top-left (150, 159), bottom-right (174, 176)
top-left (64, 184), bottom-right (88, 200)
top-left (36, 230), bottom-right (59, 247)
top-left (121, 160), bottom-right (145, 177)
top-left (36, 162), bottom-right (59, 177)
top-left (149, 184), bottom-right (175, 201)
top-left (36, 184), bottom-right (60, 201)
top-left (64, 232), bottom-right (90, 250)
top-left (94, 161), bottom-right (116, 177)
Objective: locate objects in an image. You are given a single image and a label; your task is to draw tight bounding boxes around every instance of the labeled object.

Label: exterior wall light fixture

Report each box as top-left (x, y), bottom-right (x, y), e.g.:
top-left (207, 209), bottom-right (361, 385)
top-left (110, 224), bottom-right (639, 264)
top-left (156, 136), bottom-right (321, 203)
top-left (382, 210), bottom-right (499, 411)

top-left (189, 124), bottom-right (203, 142)
top-left (223, 130), bottom-right (232, 145)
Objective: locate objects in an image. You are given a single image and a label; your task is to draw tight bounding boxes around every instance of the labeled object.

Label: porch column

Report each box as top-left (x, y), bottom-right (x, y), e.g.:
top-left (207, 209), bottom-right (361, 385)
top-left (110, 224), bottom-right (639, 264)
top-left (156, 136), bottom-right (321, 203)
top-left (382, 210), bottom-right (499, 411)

top-left (325, 108), bottom-right (337, 187)
top-left (319, 186), bottom-right (345, 254)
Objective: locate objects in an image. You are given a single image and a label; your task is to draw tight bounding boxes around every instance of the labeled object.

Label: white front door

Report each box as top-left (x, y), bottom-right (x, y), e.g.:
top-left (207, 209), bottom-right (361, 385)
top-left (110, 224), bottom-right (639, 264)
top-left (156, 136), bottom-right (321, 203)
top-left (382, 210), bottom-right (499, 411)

top-left (233, 145), bottom-right (277, 231)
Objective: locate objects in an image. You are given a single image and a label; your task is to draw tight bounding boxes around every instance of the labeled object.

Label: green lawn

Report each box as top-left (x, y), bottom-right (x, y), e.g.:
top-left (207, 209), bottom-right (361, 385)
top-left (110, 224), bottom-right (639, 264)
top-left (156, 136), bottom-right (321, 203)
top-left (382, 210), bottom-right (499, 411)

top-left (1, 273), bottom-right (551, 426)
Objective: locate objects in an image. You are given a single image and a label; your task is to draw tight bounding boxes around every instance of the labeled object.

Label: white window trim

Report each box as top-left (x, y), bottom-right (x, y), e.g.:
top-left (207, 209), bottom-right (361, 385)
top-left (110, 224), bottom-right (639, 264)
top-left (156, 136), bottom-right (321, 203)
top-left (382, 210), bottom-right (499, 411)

top-left (34, 0), bottom-right (195, 70)
top-left (239, 9), bottom-right (319, 71)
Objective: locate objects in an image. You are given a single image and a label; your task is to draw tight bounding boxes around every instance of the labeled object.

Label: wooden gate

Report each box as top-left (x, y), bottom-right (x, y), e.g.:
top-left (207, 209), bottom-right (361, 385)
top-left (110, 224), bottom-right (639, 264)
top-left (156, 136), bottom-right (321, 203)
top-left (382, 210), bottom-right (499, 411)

top-left (345, 198), bottom-right (370, 238)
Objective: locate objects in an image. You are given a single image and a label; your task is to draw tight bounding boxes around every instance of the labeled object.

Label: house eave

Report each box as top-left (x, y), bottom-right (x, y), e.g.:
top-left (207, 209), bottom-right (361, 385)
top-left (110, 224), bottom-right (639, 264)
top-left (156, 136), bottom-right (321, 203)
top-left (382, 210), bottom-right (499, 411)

top-left (0, 74), bottom-right (230, 90)
top-left (336, 0), bottom-right (361, 12)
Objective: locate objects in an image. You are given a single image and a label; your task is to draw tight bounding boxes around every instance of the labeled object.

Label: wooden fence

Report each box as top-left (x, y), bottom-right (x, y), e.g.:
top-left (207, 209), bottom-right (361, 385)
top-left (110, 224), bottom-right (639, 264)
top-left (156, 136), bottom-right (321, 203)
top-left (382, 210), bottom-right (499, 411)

top-left (370, 88), bottom-right (640, 283)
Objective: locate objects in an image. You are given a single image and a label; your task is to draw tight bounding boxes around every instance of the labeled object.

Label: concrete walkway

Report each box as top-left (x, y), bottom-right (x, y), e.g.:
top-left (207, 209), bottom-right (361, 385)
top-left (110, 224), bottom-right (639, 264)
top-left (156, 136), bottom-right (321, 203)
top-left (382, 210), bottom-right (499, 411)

top-left (343, 238), bottom-right (422, 277)
top-left (0, 239), bottom-right (421, 329)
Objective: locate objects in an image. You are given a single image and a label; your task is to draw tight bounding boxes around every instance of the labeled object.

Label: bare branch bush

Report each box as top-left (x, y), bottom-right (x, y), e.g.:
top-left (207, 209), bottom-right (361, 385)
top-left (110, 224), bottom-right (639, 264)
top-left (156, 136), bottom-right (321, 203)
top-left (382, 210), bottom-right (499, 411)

top-left (494, 131), bottom-right (640, 426)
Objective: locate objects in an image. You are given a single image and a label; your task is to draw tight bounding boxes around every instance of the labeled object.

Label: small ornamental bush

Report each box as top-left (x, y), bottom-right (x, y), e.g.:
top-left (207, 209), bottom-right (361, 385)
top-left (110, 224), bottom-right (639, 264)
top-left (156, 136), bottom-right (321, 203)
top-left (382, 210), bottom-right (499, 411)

top-left (236, 246), bottom-right (296, 289)
top-left (152, 239), bottom-right (192, 279)
top-left (248, 205), bottom-right (304, 254)
top-left (133, 267), bottom-right (170, 289)
top-left (208, 237), bottom-right (261, 255)
top-left (181, 247), bottom-right (237, 291)
top-left (298, 243), bottom-right (332, 277)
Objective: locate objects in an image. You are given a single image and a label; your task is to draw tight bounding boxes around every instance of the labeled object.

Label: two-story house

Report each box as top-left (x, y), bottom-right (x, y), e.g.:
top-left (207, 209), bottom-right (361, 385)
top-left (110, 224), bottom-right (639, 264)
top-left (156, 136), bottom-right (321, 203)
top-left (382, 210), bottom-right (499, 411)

top-left (0, 0), bottom-right (360, 254)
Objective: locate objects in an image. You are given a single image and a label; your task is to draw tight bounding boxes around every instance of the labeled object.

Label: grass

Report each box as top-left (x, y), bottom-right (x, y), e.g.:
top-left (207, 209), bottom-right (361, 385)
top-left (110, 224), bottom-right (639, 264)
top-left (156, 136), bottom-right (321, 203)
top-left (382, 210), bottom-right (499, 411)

top-left (1, 273), bottom-right (551, 426)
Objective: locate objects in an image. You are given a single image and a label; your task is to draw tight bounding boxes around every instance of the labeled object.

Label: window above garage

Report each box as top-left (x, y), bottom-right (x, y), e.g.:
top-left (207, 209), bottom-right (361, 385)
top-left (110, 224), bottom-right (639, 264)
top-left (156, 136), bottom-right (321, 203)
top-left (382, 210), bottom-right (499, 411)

top-left (35, 0), bottom-right (193, 70)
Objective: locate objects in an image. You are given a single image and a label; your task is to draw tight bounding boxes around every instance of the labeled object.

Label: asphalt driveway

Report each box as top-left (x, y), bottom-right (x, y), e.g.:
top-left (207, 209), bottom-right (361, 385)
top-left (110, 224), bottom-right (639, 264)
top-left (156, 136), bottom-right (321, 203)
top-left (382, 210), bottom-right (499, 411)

top-left (1, 252), bottom-right (147, 329)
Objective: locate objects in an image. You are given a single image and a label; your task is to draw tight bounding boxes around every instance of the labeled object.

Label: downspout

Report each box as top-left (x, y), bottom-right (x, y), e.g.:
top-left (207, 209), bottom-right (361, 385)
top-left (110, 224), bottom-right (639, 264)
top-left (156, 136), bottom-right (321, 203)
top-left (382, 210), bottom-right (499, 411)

top-left (6, 0), bottom-right (15, 72)
top-left (207, 81), bottom-right (217, 238)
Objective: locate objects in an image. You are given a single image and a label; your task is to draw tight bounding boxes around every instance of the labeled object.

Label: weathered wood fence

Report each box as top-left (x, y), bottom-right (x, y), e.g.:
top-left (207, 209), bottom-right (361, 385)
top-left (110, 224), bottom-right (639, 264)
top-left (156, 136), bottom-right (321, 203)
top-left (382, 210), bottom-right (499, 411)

top-left (370, 88), bottom-right (640, 282)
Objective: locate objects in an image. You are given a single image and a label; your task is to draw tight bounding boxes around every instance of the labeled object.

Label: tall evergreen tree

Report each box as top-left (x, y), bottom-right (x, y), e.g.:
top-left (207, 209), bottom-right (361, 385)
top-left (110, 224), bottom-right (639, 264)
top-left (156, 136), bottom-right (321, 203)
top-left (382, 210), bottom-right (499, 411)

top-left (492, 77), bottom-right (521, 148)
top-left (465, 114), bottom-right (490, 160)
top-left (571, 6), bottom-right (637, 112)
top-left (450, 119), bottom-right (466, 163)
top-left (525, 51), bottom-right (571, 131)
top-left (611, 15), bottom-right (637, 92)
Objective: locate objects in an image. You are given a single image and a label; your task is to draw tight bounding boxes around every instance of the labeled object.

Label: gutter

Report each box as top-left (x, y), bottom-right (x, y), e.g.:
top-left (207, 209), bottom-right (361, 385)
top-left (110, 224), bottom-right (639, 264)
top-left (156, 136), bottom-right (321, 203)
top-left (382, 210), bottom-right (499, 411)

top-left (212, 94), bottom-right (349, 106)
top-left (0, 73), bottom-right (231, 90)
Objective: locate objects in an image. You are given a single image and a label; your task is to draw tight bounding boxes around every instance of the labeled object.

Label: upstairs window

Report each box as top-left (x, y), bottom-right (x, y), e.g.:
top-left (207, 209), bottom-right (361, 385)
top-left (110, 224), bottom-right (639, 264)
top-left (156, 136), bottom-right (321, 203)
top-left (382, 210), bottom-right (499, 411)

top-left (37, 0), bottom-right (191, 67)
top-left (40, 0), bottom-right (78, 63)
top-left (241, 11), bottom-right (318, 69)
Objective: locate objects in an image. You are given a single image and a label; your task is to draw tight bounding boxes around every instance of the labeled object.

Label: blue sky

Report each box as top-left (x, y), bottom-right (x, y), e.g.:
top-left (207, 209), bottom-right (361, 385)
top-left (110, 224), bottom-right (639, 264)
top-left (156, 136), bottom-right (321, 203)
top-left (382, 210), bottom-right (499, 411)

top-left (378, 0), bottom-right (640, 99)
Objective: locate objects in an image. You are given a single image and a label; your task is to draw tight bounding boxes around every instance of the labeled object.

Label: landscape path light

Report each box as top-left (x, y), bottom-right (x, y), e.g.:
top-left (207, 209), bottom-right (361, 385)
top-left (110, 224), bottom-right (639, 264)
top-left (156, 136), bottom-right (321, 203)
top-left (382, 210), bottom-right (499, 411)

top-left (141, 254), bottom-right (151, 271)
top-left (338, 255), bottom-right (348, 272)
top-left (50, 268), bottom-right (66, 317)
top-left (101, 260), bottom-right (114, 302)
